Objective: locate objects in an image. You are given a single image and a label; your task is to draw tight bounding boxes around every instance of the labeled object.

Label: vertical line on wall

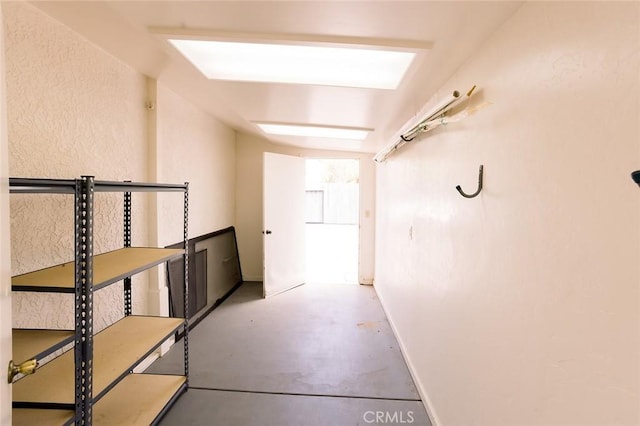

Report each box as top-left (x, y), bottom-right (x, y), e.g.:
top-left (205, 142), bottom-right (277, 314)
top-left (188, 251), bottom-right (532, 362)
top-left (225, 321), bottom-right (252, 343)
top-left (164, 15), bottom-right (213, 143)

top-left (0, 4), bottom-right (14, 424)
top-left (145, 77), bottom-right (165, 317)
top-left (146, 76), bottom-right (159, 247)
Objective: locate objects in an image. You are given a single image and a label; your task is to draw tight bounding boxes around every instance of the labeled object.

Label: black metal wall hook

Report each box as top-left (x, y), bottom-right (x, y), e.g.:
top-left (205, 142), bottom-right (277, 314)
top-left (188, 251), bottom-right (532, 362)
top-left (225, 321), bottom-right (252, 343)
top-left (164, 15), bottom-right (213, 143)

top-left (456, 165), bottom-right (483, 198)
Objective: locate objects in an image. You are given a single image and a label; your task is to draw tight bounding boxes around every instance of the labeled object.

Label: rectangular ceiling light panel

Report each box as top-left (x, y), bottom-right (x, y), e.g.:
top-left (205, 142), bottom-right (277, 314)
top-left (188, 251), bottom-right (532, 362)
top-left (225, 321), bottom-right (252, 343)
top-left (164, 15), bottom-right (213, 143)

top-left (168, 39), bottom-right (416, 89)
top-left (256, 123), bottom-right (370, 141)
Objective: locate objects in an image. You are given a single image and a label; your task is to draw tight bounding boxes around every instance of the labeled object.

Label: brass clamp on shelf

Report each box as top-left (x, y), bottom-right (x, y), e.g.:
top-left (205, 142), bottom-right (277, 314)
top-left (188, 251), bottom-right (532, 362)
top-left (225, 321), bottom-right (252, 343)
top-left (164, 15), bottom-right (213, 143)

top-left (8, 358), bottom-right (38, 383)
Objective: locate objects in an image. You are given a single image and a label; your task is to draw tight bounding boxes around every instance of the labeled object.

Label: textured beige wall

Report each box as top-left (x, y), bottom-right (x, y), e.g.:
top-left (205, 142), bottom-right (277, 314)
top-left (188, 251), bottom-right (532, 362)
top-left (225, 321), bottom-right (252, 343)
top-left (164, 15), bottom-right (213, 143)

top-left (374, 2), bottom-right (640, 425)
top-left (155, 83), bottom-right (236, 246)
top-left (235, 132), bottom-right (375, 283)
top-left (3, 3), bottom-right (238, 330)
top-left (0, 3), bottom-right (13, 423)
top-left (147, 82), bottom-right (236, 318)
top-left (4, 2), bottom-right (150, 331)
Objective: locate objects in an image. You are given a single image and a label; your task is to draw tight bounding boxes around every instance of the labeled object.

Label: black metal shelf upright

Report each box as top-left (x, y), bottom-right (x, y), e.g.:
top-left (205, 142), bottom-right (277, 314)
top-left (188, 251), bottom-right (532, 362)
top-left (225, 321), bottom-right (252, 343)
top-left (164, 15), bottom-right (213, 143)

top-left (9, 176), bottom-right (190, 425)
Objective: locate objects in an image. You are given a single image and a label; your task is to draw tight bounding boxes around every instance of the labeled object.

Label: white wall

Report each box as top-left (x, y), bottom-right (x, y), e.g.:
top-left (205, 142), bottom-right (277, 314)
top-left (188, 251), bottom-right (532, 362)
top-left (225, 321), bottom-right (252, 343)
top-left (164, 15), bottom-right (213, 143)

top-left (0, 3), bottom-right (12, 424)
top-left (235, 132), bottom-right (375, 283)
top-left (374, 2), bottom-right (639, 425)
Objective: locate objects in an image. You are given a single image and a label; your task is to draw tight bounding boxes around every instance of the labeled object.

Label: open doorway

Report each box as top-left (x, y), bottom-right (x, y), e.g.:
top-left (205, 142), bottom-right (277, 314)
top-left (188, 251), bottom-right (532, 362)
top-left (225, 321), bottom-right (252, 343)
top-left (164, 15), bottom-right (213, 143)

top-left (305, 159), bottom-right (359, 284)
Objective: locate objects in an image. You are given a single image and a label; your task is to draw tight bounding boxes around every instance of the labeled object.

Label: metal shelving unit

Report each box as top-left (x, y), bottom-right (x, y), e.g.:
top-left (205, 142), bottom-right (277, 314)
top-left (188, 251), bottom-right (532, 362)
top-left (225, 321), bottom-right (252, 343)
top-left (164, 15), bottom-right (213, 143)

top-left (9, 176), bottom-right (190, 425)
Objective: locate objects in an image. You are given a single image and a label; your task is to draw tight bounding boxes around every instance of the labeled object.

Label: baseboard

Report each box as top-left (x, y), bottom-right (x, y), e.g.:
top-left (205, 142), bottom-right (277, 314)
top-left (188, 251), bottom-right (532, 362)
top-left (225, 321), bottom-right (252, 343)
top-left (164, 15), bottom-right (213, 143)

top-left (242, 274), bottom-right (263, 282)
top-left (374, 287), bottom-right (442, 426)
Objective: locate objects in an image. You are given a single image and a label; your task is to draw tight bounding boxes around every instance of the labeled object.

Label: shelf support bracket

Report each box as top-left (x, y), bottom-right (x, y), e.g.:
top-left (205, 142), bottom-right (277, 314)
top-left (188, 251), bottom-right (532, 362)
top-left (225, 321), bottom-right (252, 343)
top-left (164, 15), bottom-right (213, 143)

top-left (124, 185), bottom-right (132, 316)
top-left (75, 176), bottom-right (95, 424)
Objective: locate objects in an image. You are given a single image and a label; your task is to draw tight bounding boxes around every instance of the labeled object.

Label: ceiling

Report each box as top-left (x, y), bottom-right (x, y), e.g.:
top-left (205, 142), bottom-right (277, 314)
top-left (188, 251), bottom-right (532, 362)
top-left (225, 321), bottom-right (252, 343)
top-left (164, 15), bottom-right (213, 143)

top-left (33, 1), bottom-right (522, 154)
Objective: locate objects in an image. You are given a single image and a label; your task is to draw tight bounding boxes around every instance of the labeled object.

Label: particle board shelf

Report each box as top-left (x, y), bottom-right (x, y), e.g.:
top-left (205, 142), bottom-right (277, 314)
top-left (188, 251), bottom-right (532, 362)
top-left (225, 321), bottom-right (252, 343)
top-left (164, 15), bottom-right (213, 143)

top-left (12, 375), bottom-right (186, 426)
top-left (13, 316), bottom-right (185, 406)
top-left (93, 374), bottom-right (186, 426)
top-left (11, 247), bottom-right (184, 293)
top-left (12, 408), bottom-right (74, 426)
top-left (12, 329), bottom-right (74, 364)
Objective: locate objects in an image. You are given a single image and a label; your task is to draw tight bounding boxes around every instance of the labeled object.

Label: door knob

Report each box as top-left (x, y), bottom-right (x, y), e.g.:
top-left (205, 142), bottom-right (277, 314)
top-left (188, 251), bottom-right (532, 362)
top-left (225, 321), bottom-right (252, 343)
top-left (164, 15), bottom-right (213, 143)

top-left (8, 359), bottom-right (38, 383)
top-left (262, 230), bottom-right (272, 235)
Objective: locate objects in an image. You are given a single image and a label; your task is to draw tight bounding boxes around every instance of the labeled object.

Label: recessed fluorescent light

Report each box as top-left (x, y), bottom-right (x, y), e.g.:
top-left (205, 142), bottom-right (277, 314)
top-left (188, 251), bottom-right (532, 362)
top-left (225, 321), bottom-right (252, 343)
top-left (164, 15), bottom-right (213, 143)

top-left (168, 39), bottom-right (416, 89)
top-left (256, 123), bottom-right (370, 141)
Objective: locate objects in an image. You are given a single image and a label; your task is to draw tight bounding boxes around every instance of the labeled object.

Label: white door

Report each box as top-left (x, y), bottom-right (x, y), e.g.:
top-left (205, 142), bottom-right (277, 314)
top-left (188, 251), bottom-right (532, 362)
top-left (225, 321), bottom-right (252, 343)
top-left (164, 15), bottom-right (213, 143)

top-left (263, 152), bottom-right (306, 298)
top-left (0, 4), bottom-right (13, 422)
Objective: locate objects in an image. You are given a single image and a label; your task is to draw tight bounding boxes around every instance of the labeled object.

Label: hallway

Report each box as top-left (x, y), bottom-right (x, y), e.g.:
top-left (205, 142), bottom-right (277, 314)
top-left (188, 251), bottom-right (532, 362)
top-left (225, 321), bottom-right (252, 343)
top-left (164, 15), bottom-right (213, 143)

top-left (147, 282), bottom-right (431, 425)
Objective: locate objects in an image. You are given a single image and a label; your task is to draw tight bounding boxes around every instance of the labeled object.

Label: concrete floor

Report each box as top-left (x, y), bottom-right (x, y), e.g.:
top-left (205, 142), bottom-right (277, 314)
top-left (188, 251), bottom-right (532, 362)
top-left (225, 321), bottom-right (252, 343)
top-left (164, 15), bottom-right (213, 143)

top-left (149, 282), bottom-right (431, 426)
